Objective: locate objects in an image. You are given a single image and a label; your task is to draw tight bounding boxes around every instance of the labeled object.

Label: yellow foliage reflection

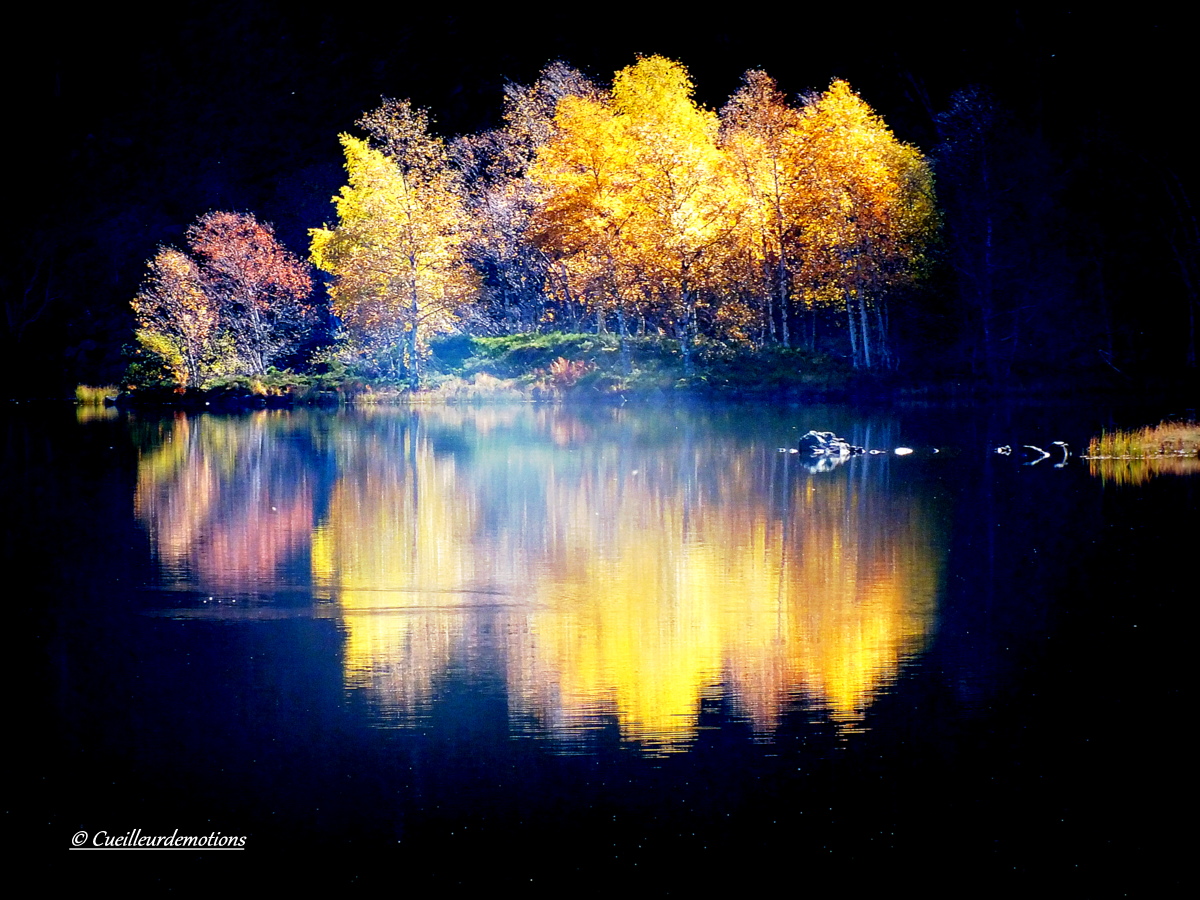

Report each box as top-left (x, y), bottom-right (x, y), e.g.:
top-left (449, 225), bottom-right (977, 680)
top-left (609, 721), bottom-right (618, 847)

top-left (1087, 455), bottom-right (1200, 486)
top-left (313, 409), bottom-right (943, 748)
top-left (135, 409), bottom-right (944, 751)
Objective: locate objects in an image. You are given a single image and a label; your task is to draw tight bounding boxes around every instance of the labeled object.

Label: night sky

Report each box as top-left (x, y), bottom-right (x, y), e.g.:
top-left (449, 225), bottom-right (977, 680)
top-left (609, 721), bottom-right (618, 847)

top-left (11, 4), bottom-right (1195, 385)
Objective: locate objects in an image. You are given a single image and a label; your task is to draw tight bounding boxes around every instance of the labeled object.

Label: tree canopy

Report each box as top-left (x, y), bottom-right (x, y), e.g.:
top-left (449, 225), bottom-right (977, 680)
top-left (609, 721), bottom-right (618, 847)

top-left (135, 57), bottom-right (944, 387)
top-left (132, 211), bottom-right (314, 385)
top-left (310, 101), bottom-right (477, 383)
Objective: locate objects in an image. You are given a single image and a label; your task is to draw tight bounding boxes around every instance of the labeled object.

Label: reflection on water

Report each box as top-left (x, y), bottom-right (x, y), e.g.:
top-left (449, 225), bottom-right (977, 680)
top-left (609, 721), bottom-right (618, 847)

top-left (135, 413), bottom-right (320, 595)
top-left (1087, 454), bottom-right (1200, 486)
top-left (134, 407), bottom-right (944, 750)
top-left (74, 403), bottom-right (118, 423)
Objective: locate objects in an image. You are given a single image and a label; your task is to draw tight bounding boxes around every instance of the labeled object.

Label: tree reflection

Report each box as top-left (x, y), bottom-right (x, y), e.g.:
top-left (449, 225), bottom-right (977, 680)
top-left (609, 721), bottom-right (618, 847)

top-left (135, 407), bottom-right (944, 750)
top-left (134, 412), bottom-right (322, 594)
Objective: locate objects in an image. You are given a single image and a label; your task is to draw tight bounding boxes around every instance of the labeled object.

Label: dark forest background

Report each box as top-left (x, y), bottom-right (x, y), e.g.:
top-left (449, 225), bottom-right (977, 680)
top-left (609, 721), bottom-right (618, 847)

top-left (8, 3), bottom-right (1196, 392)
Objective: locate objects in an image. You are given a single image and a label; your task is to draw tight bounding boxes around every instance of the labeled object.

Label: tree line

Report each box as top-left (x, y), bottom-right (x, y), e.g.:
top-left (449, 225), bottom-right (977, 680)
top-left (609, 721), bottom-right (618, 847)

top-left (143, 55), bottom-right (1178, 390)
top-left (133, 57), bottom-right (937, 387)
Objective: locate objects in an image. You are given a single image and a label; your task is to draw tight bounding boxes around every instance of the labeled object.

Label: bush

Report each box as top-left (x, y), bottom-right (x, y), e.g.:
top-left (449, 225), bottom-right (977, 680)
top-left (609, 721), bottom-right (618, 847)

top-left (75, 384), bottom-right (120, 405)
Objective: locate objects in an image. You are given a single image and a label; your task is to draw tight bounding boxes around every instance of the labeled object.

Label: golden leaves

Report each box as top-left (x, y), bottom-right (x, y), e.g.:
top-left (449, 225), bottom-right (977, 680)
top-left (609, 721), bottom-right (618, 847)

top-left (310, 109), bottom-right (478, 379)
top-left (529, 56), bottom-right (744, 329)
top-left (524, 58), bottom-right (935, 346)
top-left (309, 60), bottom-right (935, 372)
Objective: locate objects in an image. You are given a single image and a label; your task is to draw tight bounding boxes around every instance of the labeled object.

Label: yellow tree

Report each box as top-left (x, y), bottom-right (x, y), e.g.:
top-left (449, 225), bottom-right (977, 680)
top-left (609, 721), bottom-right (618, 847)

top-left (788, 80), bottom-right (936, 369)
top-left (310, 101), bottom-right (477, 383)
top-left (720, 69), bottom-right (805, 345)
top-left (529, 56), bottom-right (744, 358)
top-left (527, 88), bottom-right (639, 332)
top-left (610, 56), bottom-right (743, 356)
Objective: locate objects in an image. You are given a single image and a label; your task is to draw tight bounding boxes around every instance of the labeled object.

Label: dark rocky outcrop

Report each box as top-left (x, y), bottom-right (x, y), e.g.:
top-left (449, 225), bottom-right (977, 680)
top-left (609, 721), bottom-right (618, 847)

top-left (797, 430), bottom-right (864, 456)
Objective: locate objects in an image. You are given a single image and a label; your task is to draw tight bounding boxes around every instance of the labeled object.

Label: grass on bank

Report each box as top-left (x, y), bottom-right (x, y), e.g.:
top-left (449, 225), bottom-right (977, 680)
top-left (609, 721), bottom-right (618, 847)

top-left (111, 332), bottom-right (856, 406)
top-left (423, 332), bottom-right (851, 399)
top-left (1084, 420), bottom-right (1200, 486)
top-left (1085, 421), bottom-right (1200, 459)
top-left (109, 370), bottom-right (404, 407)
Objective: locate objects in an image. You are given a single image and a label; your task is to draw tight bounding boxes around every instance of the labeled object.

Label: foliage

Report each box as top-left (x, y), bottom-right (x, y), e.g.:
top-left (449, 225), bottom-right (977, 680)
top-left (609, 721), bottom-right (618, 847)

top-left (131, 247), bottom-right (218, 386)
top-left (1085, 420), bottom-right (1200, 485)
top-left (310, 101), bottom-right (477, 385)
top-left (127, 58), bottom-right (938, 397)
top-left (432, 332), bottom-right (619, 378)
top-left (131, 212), bottom-right (315, 387)
top-left (75, 384), bottom-right (119, 404)
top-left (451, 62), bottom-right (599, 331)
top-left (547, 356), bottom-right (595, 387)
top-left (523, 60), bottom-right (934, 370)
top-left (1086, 420), bottom-right (1200, 459)
top-left (787, 80), bottom-right (938, 369)
top-left (425, 329), bottom-right (849, 396)
top-left (720, 70), bottom-right (804, 345)
top-left (187, 211), bottom-right (315, 375)
top-left (528, 56), bottom-right (743, 356)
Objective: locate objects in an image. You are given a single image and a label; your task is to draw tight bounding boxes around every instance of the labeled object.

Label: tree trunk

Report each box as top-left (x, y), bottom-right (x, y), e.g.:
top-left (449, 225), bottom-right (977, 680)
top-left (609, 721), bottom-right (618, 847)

top-left (846, 294), bottom-right (859, 369)
top-left (873, 299), bottom-right (891, 370)
top-left (408, 264), bottom-right (421, 388)
top-left (859, 294), bottom-right (872, 370)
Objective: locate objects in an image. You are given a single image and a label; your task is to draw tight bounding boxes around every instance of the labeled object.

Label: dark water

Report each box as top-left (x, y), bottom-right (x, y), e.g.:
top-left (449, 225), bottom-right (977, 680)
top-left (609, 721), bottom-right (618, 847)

top-left (14, 402), bottom-right (1190, 890)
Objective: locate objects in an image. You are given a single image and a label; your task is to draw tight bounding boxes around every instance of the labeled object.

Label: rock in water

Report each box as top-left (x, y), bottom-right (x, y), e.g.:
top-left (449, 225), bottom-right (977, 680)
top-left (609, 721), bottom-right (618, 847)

top-left (797, 430), bottom-right (864, 456)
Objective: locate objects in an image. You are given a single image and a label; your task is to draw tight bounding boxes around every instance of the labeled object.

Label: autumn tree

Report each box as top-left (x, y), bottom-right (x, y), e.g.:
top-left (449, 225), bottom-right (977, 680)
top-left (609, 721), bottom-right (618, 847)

top-left (609, 56), bottom-right (743, 358)
top-left (720, 70), bottom-right (805, 345)
top-left (132, 247), bottom-right (219, 386)
top-left (527, 86), bottom-right (638, 334)
top-left (310, 100), bottom-right (477, 383)
top-left (452, 62), bottom-right (598, 331)
top-left (529, 56), bottom-right (744, 363)
top-left (789, 80), bottom-right (936, 369)
top-left (187, 211), bottom-right (315, 375)
top-left (131, 211), bottom-right (313, 386)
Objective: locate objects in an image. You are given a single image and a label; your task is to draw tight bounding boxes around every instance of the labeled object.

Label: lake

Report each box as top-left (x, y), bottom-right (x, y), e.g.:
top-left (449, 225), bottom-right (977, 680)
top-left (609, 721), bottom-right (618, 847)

top-left (17, 401), bottom-right (1189, 889)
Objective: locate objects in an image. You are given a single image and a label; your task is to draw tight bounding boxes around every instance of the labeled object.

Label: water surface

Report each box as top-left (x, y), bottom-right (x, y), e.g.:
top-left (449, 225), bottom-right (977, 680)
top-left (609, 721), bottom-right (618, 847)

top-left (18, 402), bottom-right (1189, 889)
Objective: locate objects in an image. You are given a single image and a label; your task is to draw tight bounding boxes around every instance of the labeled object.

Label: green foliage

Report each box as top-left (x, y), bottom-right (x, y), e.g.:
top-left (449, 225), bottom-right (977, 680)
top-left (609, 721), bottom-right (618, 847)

top-left (134, 329), bottom-right (188, 385)
top-left (123, 339), bottom-right (178, 389)
top-left (426, 333), bottom-right (476, 370)
top-left (694, 341), bottom-right (848, 389)
top-left (118, 326), bottom-right (857, 405)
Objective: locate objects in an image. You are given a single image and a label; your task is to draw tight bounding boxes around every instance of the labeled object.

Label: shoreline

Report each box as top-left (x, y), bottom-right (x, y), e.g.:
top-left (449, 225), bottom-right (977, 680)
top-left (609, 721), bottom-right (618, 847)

top-left (63, 371), bottom-right (1195, 413)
